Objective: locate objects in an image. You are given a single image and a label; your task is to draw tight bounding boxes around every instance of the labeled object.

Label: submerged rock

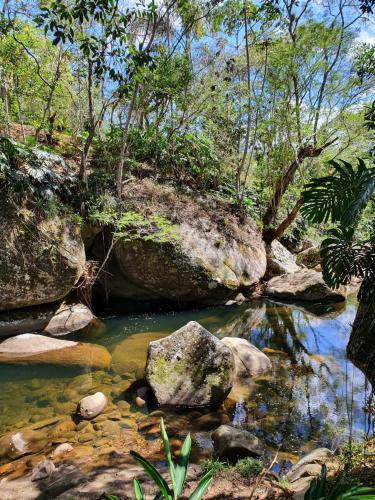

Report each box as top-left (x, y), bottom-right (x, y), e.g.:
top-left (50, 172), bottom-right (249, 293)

top-left (265, 270), bottom-right (346, 302)
top-left (0, 430), bottom-right (48, 459)
top-left (92, 179), bottom-right (267, 305)
top-left (266, 240), bottom-right (300, 279)
top-left (0, 333), bottom-right (111, 368)
top-left (296, 246), bottom-right (320, 269)
top-left (0, 201), bottom-right (85, 311)
top-left (212, 425), bottom-right (264, 460)
top-left (146, 321), bottom-right (234, 407)
top-left (77, 392), bottom-right (108, 419)
top-left (221, 337), bottom-right (272, 380)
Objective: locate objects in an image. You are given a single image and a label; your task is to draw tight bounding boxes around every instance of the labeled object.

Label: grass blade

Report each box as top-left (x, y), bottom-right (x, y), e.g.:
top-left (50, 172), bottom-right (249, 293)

top-left (188, 470), bottom-right (213, 500)
top-left (174, 433), bottom-right (191, 496)
top-left (160, 417), bottom-right (176, 490)
top-left (130, 450), bottom-right (172, 500)
top-left (133, 478), bottom-right (145, 500)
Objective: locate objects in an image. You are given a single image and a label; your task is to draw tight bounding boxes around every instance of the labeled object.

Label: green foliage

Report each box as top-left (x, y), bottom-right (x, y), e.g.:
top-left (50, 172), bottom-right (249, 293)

top-left (114, 211), bottom-right (178, 243)
top-left (304, 465), bottom-right (375, 500)
top-left (127, 126), bottom-right (221, 189)
top-left (0, 137), bottom-right (74, 203)
top-left (301, 104), bottom-right (375, 303)
top-left (130, 417), bottom-right (214, 500)
top-left (86, 192), bottom-right (117, 226)
top-left (200, 458), bottom-right (228, 476)
top-left (234, 457), bottom-right (263, 477)
top-left (301, 159), bottom-right (375, 227)
top-left (338, 442), bottom-right (364, 470)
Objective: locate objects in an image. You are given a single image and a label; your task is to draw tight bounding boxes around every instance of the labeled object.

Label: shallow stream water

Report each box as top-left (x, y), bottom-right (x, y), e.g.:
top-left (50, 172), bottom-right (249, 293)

top-left (0, 297), bottom-right (370, 469)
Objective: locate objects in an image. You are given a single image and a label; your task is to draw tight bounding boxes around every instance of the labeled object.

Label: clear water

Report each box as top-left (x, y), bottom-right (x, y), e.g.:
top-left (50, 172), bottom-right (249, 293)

top-left (0, 297), bottom-right (370, 466)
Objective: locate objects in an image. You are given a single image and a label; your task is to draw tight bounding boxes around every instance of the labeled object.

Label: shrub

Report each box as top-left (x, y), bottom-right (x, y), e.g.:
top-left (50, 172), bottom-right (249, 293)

top-left (235, 457), bottom-right (263, 477)
top-left (200, 458), bottom-right (228, 476)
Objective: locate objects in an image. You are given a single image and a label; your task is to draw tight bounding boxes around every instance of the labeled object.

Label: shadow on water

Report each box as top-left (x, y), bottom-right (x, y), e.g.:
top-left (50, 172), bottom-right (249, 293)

top-left (0, 296), bottom-right (371, 463)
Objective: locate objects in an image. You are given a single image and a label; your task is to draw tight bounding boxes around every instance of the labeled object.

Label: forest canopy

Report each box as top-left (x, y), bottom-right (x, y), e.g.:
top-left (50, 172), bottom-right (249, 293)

top-left (0, 0), bottom-right (374, 243)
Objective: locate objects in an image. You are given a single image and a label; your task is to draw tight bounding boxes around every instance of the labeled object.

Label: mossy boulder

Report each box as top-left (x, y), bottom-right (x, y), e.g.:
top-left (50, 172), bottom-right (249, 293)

top-left (0, 202), bottom-right (85, 311)
top-left (145, 321), bottom-right (234, 407)
top-left (91, 179), bottom-right (266, 305)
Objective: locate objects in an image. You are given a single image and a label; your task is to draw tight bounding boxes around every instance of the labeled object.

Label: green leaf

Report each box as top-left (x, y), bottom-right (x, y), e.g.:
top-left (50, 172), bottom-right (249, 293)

top-left (188, 470), bottom-right (213, 500)
top-left (174, 433), bottom-right (191, 496)
top-left (130, 450), bottom-right (172, 500)
top-left (132, 479), bottom-right (144, 500)
top-left (160, 417), bottom-right (176, 490)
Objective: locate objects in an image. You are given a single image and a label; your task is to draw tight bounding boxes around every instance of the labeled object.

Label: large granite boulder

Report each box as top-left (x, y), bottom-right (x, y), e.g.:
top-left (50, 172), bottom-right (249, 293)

top-left (212, 425), bottom-right (264, 460)
top-left (0, 302), bottom-right (94, 338)
top-left (266, 240), bottom-right (300, 279)
top-left (347, 300), bottom-right (375, 388)
top-left (265, 270), bottom-right (346, 302)
top-left (221, 337), bottom-right (272, 381)
top-left (146, 321), bottom-right (234, 407)
top-left (296, 246), bottom-right (320, 269)
top-left (0, 333), bottom-right (111, 368)
top-left (92, 180), bottom-right (266, 305)
top-left (0, 202), bottom-right (85, 311)
top-left (43, 303), bottom-right (95, 337)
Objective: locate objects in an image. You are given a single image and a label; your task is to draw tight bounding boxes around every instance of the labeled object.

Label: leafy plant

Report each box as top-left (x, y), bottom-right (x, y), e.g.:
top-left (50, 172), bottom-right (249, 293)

top-left (301, 103), bottom-right (375, 303)
top-left (235, 457), bottom-right (263, 477)
top-left (200, 458), bottom-right (228, 476)
top-left (304, 465), bottom-right (375, 500)
top-left (130, 417), bottom-right (214, 500)
top-left (0, 137), bottom-right (75, 203)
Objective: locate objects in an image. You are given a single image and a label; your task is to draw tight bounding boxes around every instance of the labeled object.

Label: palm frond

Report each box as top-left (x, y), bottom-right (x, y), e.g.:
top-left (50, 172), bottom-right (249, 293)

top-left (301, 159), bottom-right (375, 227)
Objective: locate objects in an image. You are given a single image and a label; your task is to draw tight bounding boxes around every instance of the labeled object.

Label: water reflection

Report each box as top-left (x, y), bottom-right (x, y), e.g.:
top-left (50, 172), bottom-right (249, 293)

top-left (0, 297), bottom-right (370, 463)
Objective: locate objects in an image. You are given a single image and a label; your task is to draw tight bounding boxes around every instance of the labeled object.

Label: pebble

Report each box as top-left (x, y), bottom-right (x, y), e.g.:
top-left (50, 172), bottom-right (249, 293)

top-left (135, 396), bottom-right (146, 407)
top-left (51, 443), bottom-right (74, 458)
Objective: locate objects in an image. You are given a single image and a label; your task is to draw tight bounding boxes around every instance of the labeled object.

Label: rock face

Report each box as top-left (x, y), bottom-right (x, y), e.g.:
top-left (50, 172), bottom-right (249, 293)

top-left (265, 270), bottom-right (346, 302)
top-left (0, 302), bottom-right (94, 338)
top-left (0, 202), bottom-right (85, 311)
top-left (0, 333), bottom-right (111, 368)
top-left (296, 246), bottom-right (320, 269)
top-left (212, 425), bottom-right (264, 460)
top-left (92, 180), bottom-right (266, 305)
top-left (347, 300), bottom-right (375, 388)
top-left (146, 321), bottom-right (234, 407)
top-left (286, 448), bottom-right (339, 499)
top-left (266, 240), bottom-right (300, 279)
top-left (77, 392), bottom-right (107, 419)
top-left (221, 337), bottom-right (272, 380)
top-left (0, 430), bottom-right (48, 459)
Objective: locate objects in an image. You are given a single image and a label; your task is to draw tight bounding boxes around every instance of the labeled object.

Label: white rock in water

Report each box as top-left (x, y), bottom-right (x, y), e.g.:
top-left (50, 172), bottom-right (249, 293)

top-left (77, 392), bottom-right (107, 419)
top-left (51, 442), bottom-right (74, 458)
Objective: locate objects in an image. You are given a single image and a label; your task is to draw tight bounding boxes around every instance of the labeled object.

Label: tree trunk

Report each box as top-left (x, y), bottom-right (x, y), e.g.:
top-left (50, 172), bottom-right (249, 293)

top-left (116, 84), bottom-right (139, 201)
top-left (262, 138), bottom-right (337, 243)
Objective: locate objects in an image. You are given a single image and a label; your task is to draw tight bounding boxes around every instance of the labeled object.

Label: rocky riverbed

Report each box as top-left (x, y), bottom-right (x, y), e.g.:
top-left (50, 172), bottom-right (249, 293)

top-left (0, 298), bottom-right (369, 499)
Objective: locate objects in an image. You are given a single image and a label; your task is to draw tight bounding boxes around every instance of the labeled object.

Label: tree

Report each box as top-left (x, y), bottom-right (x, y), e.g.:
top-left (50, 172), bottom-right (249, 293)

top-left (300, 102), bottom-right (375, 302)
